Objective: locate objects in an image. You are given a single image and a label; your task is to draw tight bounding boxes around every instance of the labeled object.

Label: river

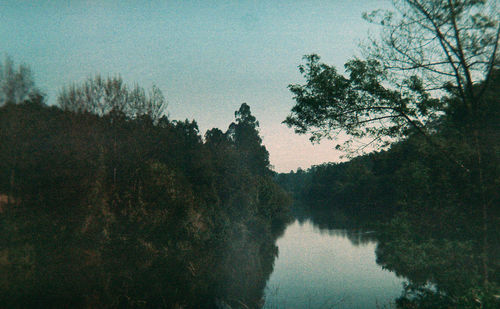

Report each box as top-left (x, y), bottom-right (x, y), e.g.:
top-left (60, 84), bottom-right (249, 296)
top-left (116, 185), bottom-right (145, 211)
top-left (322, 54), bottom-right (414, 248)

top-left (263, 219), bottom-right (404, 308)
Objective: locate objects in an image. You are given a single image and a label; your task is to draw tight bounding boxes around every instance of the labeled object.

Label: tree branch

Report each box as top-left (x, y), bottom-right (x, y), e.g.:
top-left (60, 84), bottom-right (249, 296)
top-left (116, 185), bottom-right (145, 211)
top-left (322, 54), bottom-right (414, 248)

top-left (408, 0), bottom-right (468, 105)
top-left (477, 24), bottom-right (500, 101)
top-left (448, 0), bottom-right (475, 100)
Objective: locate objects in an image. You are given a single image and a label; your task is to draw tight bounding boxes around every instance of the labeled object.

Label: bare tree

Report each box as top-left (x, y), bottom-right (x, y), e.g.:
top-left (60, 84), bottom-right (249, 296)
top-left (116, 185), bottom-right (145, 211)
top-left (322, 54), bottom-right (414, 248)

top-left (0, 56), bottom-right (41, 105)
top-left (58, 75), bottom-right (167, 122)
top-left (127, 84), bottom-right (167, 122)
top-left (363, 0), bottom-right (499, 116)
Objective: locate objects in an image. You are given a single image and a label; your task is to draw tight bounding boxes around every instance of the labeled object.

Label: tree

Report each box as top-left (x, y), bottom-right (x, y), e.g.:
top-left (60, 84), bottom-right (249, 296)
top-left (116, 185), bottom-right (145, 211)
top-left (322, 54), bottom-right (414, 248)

top-left (284, 0), bottom-right (499, 291)
top-left (57, 75), bottom-right (167, 122)
top-left (0, 56), bottom-right (45, 205)
top-left (285, 54), bottom-right (443, 152)
top-left (285, 0), bottom-right (499, 153)
top-left (0, 56), bottom-right (41, 105)
top-left (227, 103), bottom-right (271, 175)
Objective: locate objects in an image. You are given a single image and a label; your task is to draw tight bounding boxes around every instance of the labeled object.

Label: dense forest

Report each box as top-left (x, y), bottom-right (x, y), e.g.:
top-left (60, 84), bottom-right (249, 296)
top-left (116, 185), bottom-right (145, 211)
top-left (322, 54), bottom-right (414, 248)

top-left (0, 64), bottom-right (291, 308)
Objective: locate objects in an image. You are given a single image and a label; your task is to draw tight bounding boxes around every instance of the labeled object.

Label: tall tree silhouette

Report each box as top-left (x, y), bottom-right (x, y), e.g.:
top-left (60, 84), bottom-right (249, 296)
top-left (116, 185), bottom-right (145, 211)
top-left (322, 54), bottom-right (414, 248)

top-left (227, 103), bottom-right (270, 176)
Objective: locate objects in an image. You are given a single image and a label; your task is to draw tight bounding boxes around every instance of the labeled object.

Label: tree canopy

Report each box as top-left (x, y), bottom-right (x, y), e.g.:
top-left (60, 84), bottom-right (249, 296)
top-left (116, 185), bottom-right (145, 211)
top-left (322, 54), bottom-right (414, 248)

top-left (284, 0), bottom-right (499, 154)
top-left (227, 103), bottom-right (271, 176)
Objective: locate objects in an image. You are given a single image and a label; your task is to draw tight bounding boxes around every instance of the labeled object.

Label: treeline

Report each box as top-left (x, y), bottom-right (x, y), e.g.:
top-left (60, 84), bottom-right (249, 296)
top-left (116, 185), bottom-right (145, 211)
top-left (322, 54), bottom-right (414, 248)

top-left (0, 66), bottom-right (290, 308)
top-left (277, 150), bottom-right (400, 226)
top-left (278, 71), bottom-right (500, 307)
top-left (279, 70), bottom-right (499, 234)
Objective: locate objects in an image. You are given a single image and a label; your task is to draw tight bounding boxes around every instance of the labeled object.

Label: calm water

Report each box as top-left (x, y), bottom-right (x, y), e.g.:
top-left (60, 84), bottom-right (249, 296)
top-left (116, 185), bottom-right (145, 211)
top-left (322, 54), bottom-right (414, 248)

top-left (263, 220), bottom-right (404, 308)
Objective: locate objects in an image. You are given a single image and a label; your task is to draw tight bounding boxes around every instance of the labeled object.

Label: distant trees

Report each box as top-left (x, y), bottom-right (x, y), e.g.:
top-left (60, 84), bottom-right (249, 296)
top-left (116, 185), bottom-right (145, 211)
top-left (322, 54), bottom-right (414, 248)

top-left (57, 75), bottom-right (167, 122)
top-left (277, 150), bottom-right (399, 226)
top-left (0, 56), bottom-right (41, 105)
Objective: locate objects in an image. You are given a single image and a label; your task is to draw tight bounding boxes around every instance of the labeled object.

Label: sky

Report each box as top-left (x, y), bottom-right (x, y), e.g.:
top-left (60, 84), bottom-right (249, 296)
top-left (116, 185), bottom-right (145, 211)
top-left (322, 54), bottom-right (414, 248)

top-left (1, 0), bottom-right (389, 172)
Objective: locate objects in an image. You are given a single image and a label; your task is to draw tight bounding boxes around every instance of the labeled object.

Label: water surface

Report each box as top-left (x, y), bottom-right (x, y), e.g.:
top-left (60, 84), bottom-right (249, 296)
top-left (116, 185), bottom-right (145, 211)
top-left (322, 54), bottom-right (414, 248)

top-left (264, 220), bottom-right (404, 308)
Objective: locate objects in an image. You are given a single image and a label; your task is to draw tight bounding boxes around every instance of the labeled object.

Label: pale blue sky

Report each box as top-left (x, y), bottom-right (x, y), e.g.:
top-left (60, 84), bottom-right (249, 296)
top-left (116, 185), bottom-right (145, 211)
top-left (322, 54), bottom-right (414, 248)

top-left (1, 0), bottom-right (388, 172)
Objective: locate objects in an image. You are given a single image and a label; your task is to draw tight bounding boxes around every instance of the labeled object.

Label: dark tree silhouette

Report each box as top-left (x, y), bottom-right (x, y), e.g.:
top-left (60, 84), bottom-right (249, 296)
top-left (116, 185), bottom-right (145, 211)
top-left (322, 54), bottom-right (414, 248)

top-left (228, 103), bottom-right (271, 176)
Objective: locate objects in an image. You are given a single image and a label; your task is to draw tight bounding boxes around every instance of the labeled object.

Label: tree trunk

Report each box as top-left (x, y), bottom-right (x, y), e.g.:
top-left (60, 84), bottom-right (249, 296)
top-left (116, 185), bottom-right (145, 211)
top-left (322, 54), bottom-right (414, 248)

top-left (474, 130), bottom-right (488, 287)
top-left (8, 168), bottom-right (15, 204)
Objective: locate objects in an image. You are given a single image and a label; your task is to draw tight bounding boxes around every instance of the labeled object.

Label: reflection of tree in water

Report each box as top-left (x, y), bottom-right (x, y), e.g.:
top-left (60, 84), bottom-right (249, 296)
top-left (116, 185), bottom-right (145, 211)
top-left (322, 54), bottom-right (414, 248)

top-left (1, 200), bottom-right (285, 309)
top-left (293, 203), bottom-right (378, 247)
top-left (292, 201), bottom-right (500, 308)
top-left (211, 221), bottom-right (288, 308)
top-left (374, 216), bottom-right (500, 308)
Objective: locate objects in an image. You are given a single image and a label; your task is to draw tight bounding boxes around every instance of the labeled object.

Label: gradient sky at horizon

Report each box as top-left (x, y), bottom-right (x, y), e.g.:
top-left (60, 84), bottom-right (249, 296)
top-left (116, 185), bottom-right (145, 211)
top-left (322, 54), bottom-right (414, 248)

top-left (1, 0), bottom-right (389, 172)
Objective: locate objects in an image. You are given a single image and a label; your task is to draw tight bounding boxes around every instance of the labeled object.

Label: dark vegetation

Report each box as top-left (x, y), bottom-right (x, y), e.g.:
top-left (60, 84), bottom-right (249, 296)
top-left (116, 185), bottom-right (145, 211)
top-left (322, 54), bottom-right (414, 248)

top-left (279, 69), bottom-right (500, 307)
top-left (1, 0), bottom-right (498, 308)
top-left (0, 62), bottom-right (290, 308)
top-left (281, 0), bottom-right (499, 307)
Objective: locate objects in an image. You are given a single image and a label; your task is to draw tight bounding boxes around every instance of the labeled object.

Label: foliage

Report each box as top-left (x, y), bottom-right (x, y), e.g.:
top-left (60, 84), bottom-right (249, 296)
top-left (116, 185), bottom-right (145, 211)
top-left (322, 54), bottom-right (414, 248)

top-left (281, 1), bottom-right (499, 306)
top-left (284, 54), bottom-right (442, 150)
top-left (227, 103), bottom-right (271, 176)
top-left (285, 0), bottom-right (499, 159)
top-left (279, 73), bottom-right (500, 306)
top-left (0, 81), bottom-right (290, 308)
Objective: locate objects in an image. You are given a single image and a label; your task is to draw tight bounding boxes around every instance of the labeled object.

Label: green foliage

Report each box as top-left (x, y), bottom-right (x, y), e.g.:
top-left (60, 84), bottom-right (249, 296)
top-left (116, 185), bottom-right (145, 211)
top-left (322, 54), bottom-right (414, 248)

top-left (228, 103), bottom-right (271, 176)
top-left (277, 149), bottom-right (402, 227)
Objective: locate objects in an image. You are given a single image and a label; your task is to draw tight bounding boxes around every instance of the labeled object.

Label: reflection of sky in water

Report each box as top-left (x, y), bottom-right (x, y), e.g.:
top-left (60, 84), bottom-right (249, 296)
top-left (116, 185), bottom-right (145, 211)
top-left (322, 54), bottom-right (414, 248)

top-left (264, 220), bottom-right (404, 308)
